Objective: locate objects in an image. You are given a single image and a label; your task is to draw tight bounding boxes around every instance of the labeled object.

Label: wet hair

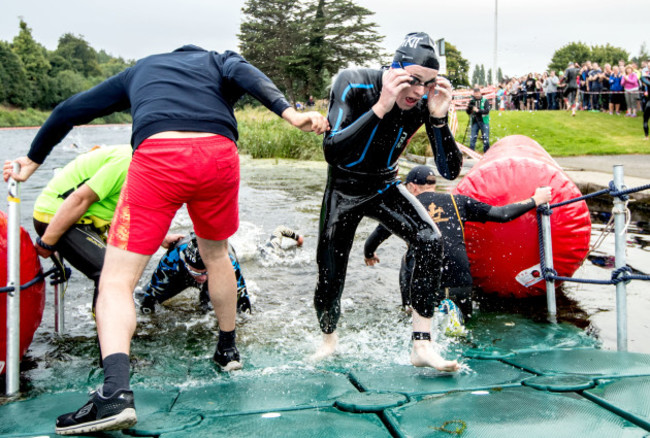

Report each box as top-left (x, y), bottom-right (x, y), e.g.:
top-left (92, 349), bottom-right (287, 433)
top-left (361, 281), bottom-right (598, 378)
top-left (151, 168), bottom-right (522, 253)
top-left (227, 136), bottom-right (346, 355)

top-left (392, 32), bottom-right (439, 70)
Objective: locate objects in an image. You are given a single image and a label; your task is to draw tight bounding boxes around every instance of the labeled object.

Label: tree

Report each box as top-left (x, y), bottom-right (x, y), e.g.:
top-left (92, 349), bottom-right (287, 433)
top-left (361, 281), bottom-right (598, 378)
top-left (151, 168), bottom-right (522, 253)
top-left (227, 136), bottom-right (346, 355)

top-left (11, 19), bottom-right (50, 107)
top-left (497, 67), bottom-right (503, 83)
top-left (239, 0), bottom-right (385, 103)
top-left (591, 44), bottom-right (630, 67)
top-left (548, 42), bottom-right (593, 72)
top-left (0, 41), bottom-right (32, 107)
top-left (54, 33), bottom-right (102, 78)
top-left (487, 68), bottom-right (492, 85)
top-left (239, 0), bottom-right (306, 104)
top-left (444, 42), bottom-right (469, 88)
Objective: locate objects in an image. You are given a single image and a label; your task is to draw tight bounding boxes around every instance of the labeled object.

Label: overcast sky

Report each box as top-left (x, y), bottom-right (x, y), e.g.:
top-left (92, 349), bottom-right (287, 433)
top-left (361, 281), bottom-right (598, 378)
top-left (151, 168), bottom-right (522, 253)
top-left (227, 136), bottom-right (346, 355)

top-left (1, 0), bottom-right (646, 78)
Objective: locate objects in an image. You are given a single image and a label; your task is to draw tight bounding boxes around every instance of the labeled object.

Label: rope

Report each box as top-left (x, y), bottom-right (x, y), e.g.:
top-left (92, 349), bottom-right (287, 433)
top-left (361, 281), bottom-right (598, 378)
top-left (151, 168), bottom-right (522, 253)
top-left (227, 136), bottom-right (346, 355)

top-left (536, 207), bottom-right (649, 286)
top-left (0, 263), bottom-right (71, 294)
top-left (545, 181), bottom-right (650, 210)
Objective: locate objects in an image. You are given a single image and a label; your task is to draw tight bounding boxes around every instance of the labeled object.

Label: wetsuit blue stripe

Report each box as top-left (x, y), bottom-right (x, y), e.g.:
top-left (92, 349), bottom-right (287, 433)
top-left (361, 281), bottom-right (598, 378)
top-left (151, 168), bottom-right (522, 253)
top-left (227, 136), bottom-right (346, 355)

top-left (332, 108), bottom-right (344, 134)
top-left (377, 180), bottom-right (399, 194)
top-left (342, 83), bottom-right (374, 102)
top-left (345, 124), bottom-right (379, 167)
top-left (386, 127), bottom-right (404, 170)
top-left (330, 109), bottom-right (375, 138)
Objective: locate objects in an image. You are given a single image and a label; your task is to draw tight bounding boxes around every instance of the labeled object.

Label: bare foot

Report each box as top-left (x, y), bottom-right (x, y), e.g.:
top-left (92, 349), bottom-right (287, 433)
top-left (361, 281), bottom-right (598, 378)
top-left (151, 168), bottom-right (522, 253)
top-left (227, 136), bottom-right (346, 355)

top-left (309, 332), bottom-right (338, 362)
top-left (410, 340), bottom-right (460, 372)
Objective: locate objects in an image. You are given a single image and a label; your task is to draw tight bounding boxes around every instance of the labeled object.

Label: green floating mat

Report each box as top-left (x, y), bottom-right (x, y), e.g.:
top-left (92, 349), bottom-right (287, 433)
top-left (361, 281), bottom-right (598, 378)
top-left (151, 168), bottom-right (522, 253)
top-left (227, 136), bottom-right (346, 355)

top-left (584, 377), bottom-right (650, 431)
top-left (172, 370), bottom-right (356, 415)
top-left (523, 375), bottom-right (596, 392)
top-left (335, 391), bottom-right (408, 413)
top-left (464, 347), bottom-right (515, 359)
top-left (0, 388), bottom-right (178, 437)
top-left (350, 360), bottom-right (532, 396)
top-left (126, 411), bottom-right (202, 436)
top-left (502, 349), bottom-right (650, 377)
top-left (160, 407), bottom-right (392, 438)
top-left (386, 386), bottom-right (647, 438)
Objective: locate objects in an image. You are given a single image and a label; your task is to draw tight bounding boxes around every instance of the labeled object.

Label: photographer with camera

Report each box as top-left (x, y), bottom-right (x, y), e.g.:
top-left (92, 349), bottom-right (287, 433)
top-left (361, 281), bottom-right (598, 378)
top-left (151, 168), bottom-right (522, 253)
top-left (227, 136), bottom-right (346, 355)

top-left (466, 86), bottom-right (491, 152)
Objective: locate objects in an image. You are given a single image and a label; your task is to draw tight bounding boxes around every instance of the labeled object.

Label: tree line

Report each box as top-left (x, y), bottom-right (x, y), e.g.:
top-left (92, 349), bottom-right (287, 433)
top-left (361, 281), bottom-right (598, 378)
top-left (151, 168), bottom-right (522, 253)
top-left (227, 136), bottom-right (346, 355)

top-left (11, 2), bottom-right (639, 112)
top-left (0, 20), bottom-right (133, 111)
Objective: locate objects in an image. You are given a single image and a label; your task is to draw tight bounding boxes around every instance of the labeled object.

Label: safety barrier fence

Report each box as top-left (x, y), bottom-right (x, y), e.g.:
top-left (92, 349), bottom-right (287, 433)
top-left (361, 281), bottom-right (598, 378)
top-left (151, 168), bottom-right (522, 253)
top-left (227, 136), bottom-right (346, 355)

top-left (537, 164), bottom-right (650, 352)
top-left (3, 164), bottom-right (69, 396)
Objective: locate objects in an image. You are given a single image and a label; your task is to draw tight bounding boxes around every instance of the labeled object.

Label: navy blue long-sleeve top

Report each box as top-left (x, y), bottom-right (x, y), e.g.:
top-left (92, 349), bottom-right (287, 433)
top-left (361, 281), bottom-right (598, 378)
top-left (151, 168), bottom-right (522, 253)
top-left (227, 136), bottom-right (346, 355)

top-left (323, 68), bottom-right (462, 180)
top-left (28, 45), bottom-right (292, 164)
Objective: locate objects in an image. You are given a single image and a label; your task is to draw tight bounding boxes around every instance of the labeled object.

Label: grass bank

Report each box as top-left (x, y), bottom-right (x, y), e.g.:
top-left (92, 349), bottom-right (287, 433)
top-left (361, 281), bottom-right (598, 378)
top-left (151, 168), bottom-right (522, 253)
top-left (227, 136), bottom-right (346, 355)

top-left (408, 110), bottom-right (649, 157)
top-left (3, 105), bottom-right (647, 158)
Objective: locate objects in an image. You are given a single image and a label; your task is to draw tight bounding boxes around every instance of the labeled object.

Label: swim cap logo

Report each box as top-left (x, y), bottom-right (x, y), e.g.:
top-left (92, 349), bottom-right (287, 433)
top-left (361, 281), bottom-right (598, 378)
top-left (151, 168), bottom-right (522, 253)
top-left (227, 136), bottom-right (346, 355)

top-left (401, 35), bottom-right (424, 49)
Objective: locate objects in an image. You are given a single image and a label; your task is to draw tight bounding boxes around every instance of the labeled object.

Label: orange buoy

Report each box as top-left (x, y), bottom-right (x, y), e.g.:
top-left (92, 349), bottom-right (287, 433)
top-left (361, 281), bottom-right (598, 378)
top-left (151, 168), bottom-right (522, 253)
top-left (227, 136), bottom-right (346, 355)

top-left (454, 135), bottom-right (591, 298)
top-left (0, 211), bottom-right (45, 374)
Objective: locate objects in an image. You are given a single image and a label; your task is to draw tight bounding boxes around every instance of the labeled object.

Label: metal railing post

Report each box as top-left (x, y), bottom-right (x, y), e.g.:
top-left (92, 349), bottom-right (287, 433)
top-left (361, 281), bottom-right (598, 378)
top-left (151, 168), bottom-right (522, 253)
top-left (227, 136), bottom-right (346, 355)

top-left (613, 165), bottom-right (627, 351)
top-left (541, 203), bottom-right (557, 321)
top-left (54, 282), bottom-right (64, 335)
top-left (6, 163), bottom-right (21, 395)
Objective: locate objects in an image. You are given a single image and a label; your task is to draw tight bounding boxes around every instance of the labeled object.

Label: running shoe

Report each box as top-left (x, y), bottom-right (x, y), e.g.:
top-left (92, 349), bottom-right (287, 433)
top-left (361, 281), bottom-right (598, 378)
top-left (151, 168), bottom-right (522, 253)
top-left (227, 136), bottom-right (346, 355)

top-left (55, 388), bottom-right (136, 435)
top-left (213, 345), bottom-right (243, 371)
top-left (438, 299), bottom-right (467, 337)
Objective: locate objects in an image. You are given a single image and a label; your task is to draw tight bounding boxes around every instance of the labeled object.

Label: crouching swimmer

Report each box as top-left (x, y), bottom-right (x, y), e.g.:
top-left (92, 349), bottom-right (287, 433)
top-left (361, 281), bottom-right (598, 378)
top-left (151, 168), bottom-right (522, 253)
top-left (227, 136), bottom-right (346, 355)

top-left (136, 232), bottom-right (251, 315)
top-left (312, 32), bottom-right (463, 372)
top-left (364, 165), bottom-right (553, 320)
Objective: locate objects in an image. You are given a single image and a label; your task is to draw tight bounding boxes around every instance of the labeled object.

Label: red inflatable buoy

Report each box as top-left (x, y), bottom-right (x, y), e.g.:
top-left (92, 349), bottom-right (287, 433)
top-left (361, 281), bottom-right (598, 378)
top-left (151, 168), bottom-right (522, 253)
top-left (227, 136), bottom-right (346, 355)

top-left (454, 135), bottom-right (591, 298)
top-left (0, 210), bottom-right (45, 374)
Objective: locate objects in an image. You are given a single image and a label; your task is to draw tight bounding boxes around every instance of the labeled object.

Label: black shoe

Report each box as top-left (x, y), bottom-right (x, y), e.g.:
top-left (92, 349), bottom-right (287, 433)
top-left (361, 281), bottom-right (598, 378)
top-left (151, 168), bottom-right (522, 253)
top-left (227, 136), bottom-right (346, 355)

top-left (198, 288), bottom-right (212, 312)
top-left (213, 345), bottom-right (242, 371)
top-left (55, 388), bottom-right (136, 435)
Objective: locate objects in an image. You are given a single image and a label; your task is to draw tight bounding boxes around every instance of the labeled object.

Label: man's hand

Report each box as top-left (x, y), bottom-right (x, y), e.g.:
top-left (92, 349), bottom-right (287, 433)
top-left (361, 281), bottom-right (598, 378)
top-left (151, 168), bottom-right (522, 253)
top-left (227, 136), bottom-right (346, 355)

top-left (162, 233), bottom-right (184, 249)
top-left (364, 253), bottom-right (380, 266)
top-left (373, 68), bottom-right (412, 118)
top-left (3, 157), bottom-right (39, 182)
top-left (532, 186), bottom-right (552, 206)
top-left (282, 108), bottom-right (329, 134)
top-left (427, 76), bottom-right (453, 118)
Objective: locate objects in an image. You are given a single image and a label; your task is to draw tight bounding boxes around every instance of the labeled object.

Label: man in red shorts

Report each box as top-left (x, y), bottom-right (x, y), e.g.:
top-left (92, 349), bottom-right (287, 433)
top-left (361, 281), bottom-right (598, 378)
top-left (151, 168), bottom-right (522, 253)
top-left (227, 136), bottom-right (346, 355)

top-left (3, 44), bottom-right (328, 435)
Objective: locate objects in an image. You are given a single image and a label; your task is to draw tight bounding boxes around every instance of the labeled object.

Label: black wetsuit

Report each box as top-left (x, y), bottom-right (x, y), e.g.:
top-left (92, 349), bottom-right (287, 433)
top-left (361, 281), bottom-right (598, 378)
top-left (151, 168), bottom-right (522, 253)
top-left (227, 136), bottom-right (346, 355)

top-left (315, 68), bottom-right (462, 333)
top-left (365, 192), bottom-right (537, 314)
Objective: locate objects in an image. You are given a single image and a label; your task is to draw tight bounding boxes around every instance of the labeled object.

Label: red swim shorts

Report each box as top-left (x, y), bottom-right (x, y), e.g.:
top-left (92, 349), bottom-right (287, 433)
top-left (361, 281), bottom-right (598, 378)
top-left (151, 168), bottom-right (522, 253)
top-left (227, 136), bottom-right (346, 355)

top-left (109, 135), bottom-right (240, 255)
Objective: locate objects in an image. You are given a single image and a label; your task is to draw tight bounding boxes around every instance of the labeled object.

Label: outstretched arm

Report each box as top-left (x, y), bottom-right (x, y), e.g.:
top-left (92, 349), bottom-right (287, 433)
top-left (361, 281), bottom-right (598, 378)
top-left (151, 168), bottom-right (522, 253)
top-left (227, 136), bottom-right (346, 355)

top-left (482, 187), bottom-right (552, 223)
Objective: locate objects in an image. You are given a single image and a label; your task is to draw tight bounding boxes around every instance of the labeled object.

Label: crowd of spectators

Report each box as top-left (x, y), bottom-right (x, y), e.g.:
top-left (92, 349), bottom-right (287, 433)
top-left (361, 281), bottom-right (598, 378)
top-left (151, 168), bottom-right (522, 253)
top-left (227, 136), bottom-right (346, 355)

top-left (494, 60), bottom-right (649, 116)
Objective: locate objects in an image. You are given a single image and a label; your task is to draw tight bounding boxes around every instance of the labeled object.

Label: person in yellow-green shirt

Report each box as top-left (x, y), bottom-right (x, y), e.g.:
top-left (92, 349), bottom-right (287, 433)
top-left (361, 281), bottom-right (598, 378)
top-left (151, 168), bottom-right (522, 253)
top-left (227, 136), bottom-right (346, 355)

top-left (32, 145), bottom-right (131, 310)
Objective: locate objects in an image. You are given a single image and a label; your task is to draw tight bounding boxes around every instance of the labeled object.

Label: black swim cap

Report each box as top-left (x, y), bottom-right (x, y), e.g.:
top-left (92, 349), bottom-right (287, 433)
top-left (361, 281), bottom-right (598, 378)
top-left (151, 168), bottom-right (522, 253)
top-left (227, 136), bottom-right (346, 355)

top-left (392, 32), bottom-right (439, 70)
top-left (182, 234), bottom-right (206, 270)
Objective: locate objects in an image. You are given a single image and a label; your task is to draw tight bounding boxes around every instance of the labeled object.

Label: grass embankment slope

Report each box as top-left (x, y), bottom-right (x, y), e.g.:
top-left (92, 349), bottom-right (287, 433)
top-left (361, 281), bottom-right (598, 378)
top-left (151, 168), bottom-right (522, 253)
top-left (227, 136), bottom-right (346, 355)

top-left (2, 105), bottom-right (647, 158)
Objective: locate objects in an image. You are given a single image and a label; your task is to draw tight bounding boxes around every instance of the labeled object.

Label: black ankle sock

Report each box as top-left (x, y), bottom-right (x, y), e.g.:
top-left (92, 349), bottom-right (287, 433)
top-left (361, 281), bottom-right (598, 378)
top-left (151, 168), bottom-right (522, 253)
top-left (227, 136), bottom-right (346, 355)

top-left (217, 329), bottom-right (236, 351)
top-left (102, 353), bottom-right (130, 396)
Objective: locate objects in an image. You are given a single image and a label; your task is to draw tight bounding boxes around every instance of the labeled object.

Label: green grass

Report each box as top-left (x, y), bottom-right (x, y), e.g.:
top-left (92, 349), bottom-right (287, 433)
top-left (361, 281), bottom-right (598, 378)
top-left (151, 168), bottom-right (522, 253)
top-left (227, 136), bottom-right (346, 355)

top-left (408, 110), bottom-right (649, 157)
top-left (3, 105), bottom-right (647, 158)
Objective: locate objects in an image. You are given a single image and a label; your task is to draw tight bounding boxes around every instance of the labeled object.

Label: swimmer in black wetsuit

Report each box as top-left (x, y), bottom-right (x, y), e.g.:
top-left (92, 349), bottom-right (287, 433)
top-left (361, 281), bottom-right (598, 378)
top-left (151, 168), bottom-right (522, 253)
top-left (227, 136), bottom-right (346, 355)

top-left (312, 33), bottom-right (463, 372)
top-left (364, 165), bottom-right (552, 316)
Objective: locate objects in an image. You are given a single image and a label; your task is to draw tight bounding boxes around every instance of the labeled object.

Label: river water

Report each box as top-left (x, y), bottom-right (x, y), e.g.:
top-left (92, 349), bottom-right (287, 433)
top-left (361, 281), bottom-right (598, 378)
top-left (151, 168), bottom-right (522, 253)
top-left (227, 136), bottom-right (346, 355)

top-left (0, 125), bottom-right (647, 396)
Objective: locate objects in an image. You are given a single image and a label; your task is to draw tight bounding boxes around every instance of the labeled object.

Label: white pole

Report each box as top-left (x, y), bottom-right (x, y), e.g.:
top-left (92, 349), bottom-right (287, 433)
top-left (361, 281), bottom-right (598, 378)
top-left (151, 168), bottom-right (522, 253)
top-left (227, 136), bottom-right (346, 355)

top-left (493, 0), bottom-right (498, 85)
top-left (6, 162), bottom-right (21, 395)
top-left (613, 165), bottom-right (627, 351)
top-left (541, 205), bottom-right (557, 321)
